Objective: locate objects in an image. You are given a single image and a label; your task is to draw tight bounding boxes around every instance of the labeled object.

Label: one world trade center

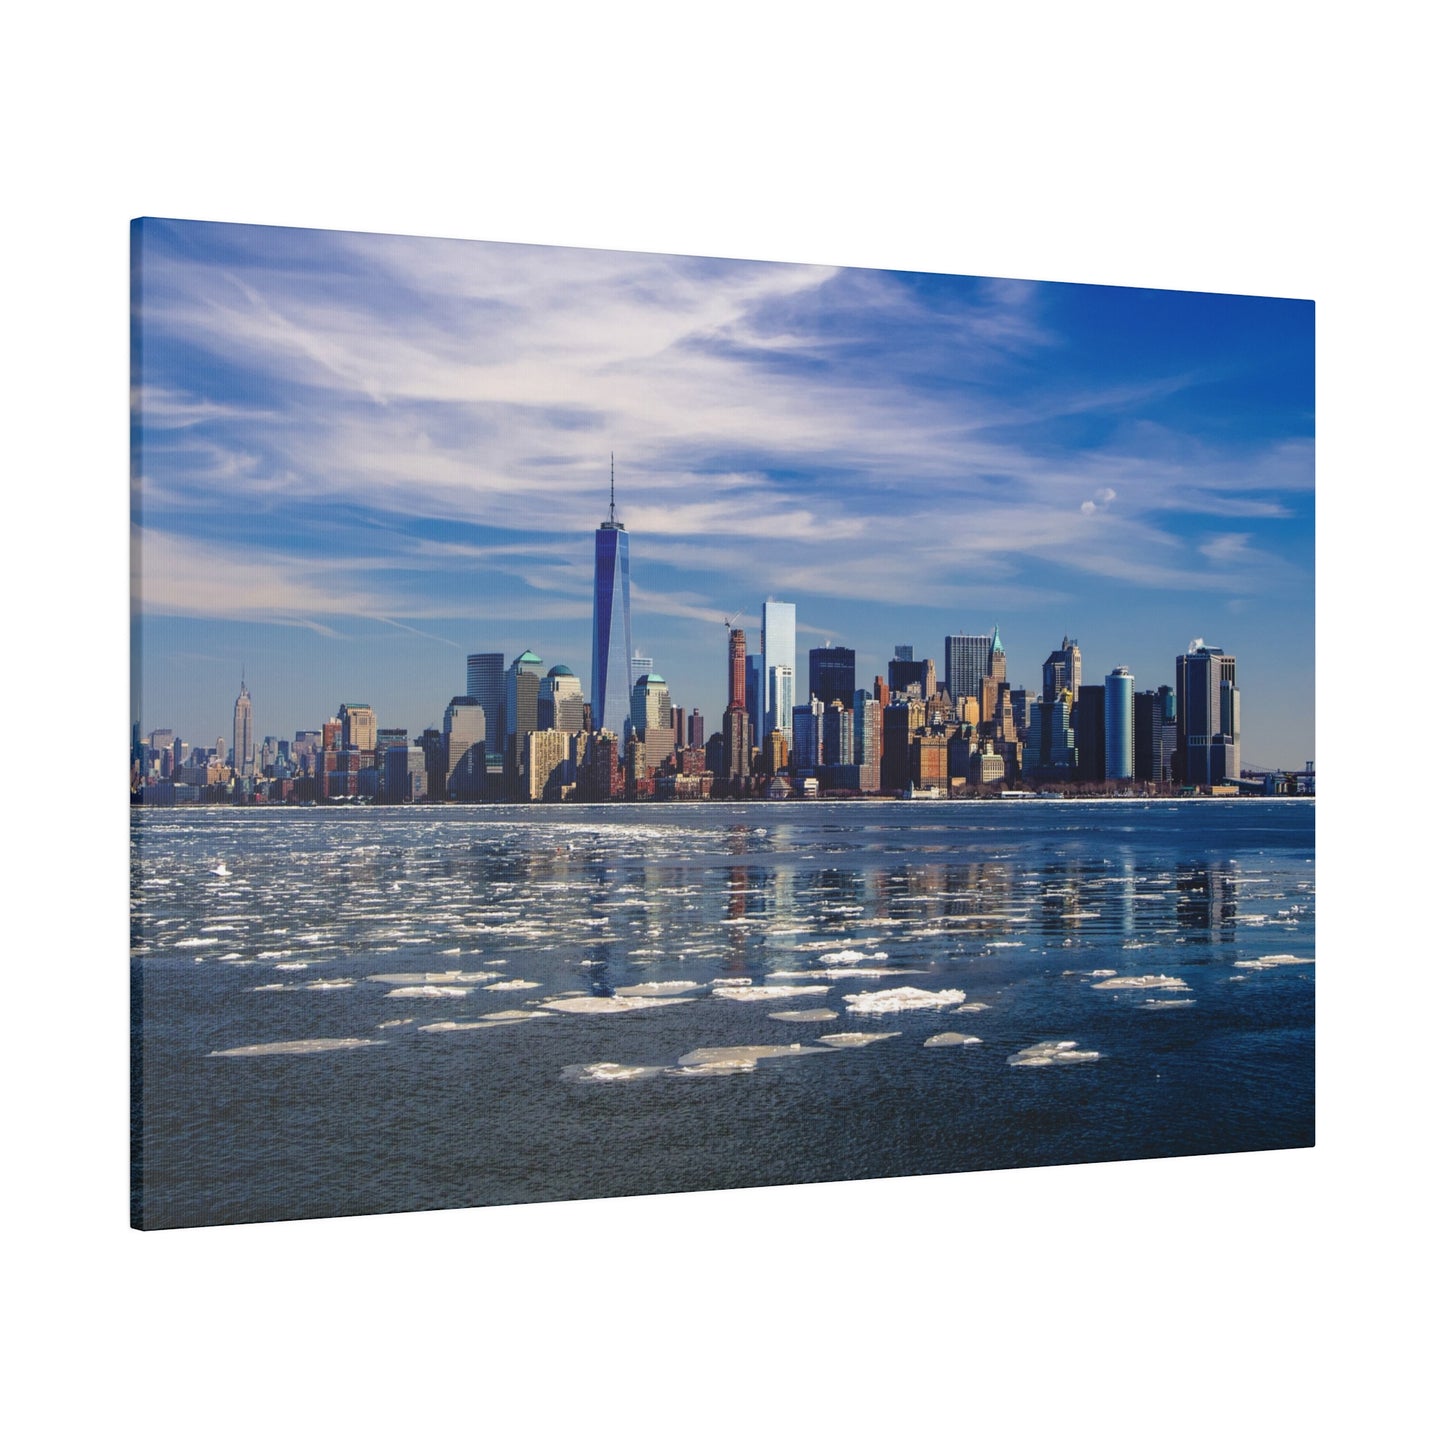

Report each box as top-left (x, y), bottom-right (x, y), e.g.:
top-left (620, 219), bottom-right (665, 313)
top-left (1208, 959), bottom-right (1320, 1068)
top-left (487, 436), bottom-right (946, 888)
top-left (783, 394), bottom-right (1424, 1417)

top-left (590, 456), bottom-right (633, 737)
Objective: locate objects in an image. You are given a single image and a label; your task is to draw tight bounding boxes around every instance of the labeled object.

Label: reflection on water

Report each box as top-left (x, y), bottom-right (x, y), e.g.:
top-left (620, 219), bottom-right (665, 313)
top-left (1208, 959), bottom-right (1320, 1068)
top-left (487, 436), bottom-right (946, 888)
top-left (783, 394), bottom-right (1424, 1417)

top-left (133, 801), bottom-right (1314, 1229)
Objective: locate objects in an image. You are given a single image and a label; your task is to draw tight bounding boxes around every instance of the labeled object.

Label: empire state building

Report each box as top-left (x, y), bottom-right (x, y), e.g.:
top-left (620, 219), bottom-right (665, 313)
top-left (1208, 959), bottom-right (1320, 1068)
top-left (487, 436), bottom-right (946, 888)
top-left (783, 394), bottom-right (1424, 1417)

top-left (590, 457), bottom-right (633, 736)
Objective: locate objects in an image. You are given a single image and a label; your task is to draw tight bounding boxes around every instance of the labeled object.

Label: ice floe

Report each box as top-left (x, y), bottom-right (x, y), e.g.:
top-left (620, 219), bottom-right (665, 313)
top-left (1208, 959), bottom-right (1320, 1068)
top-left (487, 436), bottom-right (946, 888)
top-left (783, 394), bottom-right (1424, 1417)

top-left (768, 967), bottom-right (926, 981)
top-left (563, 1062), bottom-right (667, 1083)
top-left (1091, 974), bottom-right (1190, 992)
top-left (674, 1044), bottom-right (828, 1073)
top-left (1007, 1040), bottom-right (1101, 1067)
top-left (769, 1008), bottom-right (839, 1022)
top-left (366, 971), bottom-right (503, 985)
top-left (483, 979), bottom-right (541, 991)
top-left (1235, 954), bottom-right (1314, 969)
top-left (613, 981), bottom-right (704, 996)
top-left (209, 1038), bottom-right (383, 1057)
top-left (923, 1033), bottom-right (981, 1047)
top-left (538, 995), bottom-right (693, 1015)
top-left (953, 1002), bottom-right (991, 1012)
top-left (710, 984), bottom-right (831, 1002)
top-left (385, 985), bottom-right (474, 999)
top-left (817, 1032), bottom-right (900, 1048)
top-left (843, 986), bottom-right (968, 1014)
top-left (817, 950), bottom-right (889, 965)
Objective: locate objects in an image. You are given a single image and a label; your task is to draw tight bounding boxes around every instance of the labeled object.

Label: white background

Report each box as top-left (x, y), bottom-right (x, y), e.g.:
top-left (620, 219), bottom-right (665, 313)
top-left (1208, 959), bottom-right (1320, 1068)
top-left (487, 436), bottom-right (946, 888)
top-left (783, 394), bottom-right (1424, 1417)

top-left (4, 3), bottom-right (1433, 1439)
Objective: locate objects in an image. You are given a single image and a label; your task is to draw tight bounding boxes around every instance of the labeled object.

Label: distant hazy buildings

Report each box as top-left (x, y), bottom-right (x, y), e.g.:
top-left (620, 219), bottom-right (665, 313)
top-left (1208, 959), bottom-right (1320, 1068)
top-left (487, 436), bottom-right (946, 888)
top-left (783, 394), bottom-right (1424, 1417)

top-left (442, 696), bottom-right (487, 799)
top-left (590, 461), bottom-right (633, 736)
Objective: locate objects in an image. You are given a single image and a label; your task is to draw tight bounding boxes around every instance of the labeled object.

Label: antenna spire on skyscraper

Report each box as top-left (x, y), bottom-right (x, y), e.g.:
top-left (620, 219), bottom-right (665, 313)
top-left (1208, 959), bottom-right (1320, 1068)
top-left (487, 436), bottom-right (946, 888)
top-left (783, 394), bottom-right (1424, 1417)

top-left (609, 452), bottom-right (616, 525)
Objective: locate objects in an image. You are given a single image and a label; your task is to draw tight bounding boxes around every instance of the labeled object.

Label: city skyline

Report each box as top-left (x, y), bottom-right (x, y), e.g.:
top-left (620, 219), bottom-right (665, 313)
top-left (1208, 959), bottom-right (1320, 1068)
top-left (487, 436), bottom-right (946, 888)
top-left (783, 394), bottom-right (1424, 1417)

top-left (132, 221), bottom-right (1314, 767)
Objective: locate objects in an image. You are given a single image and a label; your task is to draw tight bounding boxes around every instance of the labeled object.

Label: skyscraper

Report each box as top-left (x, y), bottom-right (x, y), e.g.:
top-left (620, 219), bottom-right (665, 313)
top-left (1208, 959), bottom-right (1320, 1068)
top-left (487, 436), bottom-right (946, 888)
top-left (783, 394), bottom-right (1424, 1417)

top-left (723, 627), bottom-right (752, 790)
top-left (590, 457), bottom-right (632, 736)
top-left (442, 696), bottom-right (487, 799)
top-left (944, 633), bottom-right (992, 706)
top-left (232, 675), bottom-right (253, 775)
top-left (1176, 641), bottom-right (1241, 786)
top-left (1042, 636), bottom-right (1083, 704)
top-left (761, 598), bottom-right (796, 741)
top-left (1104, 667), bottom-right (1135, 781)
top-left (466, 653), bottom-right (504, 765)
top-left (809, 645), bottom-right (856, 707)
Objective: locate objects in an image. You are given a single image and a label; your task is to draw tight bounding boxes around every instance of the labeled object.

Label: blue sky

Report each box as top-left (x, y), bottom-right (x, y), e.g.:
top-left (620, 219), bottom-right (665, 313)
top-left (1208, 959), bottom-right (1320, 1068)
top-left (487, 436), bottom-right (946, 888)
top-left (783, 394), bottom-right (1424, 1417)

top-left (133, 219), bottom-right (1314, 768)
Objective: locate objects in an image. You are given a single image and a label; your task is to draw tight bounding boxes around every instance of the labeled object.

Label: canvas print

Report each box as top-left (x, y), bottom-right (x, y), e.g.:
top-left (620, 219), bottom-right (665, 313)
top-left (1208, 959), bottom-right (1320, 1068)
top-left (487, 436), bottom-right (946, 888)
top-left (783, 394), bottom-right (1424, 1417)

top-left (130, 219), bottom-right (1314, 1229)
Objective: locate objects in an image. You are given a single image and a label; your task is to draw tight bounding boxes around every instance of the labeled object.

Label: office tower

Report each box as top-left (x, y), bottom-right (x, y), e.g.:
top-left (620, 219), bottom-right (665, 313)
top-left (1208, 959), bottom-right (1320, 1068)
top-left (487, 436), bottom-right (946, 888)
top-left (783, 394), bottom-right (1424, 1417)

top-left (1072, 685), bottom-right (1106, 781)
top-left (629, 652), bottom-right (653, 690)
top-left (889, 645), bottom-right (935, 699)
top-left (1043, 636), bottom-right (1083, 704)
top-left (1023, 691), bottom-right (1077, 777)
top-left (1104, 667), bottom-right (1135, 781)
top-left (442, 696), bottom-right (487, 799)
top-left (874, 676), bottom-right (890, 707)
top-left (809, 645), bottom-right (856, 707)
top-left (768, 663), bottom-right (795, 744)
top-left (723, 628), bottom-right (752, 789)
top-left (376, 726), bottom-right (408, 754)
top-left (539, 664), bottom-right (586, 732)
top-left (822, 699), bottom-right (853, 768)
top-left (1176, 641), bottom-right (1241, 786)
top-left (1133, 689), bottom-right (1165, 784)
top-left (687, 708), bottom-right (705, 749)
top-left (466, 653), bottom-right (505, 764)
top-left (761, 599), bottom-right (796, 741)
top-left (338, 703), bottom-right (376, 752)
top-left (745, 654), bottom-right (763, 747)
top-left (1010, 688), bottom-right (1035, 741)
top-left (383, 745), bottom-right (428, 803)
top-left (1158, 685), bottom-right (1176, 785)
top-left (505, 651), bottom-right (544, 742)
top-left (853, 689), bottom-right (882, 793)
top-left (232, 676), bottom-right (253, 775)
top-left (944, 633), bottom-right (991, 705)
top-left (630, 673), bottom-right (673, 737)
top-left (672, 706), bottom-right (686, 750)
top-left (590, 457), bottom-right (633, 736)
top-left (979, 627), bottom-right (1008, 720)
top-left (791, 697), bottom-right (824, 773)
top-left (523, 729), bottom-right (575, 802)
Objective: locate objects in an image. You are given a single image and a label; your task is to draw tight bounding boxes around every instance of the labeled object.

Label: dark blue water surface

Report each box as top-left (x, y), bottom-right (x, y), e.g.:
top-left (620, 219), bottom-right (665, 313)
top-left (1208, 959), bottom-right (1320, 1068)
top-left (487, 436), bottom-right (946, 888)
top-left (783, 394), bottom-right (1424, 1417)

top-left (132, 800), bottom-right (1314, 1228)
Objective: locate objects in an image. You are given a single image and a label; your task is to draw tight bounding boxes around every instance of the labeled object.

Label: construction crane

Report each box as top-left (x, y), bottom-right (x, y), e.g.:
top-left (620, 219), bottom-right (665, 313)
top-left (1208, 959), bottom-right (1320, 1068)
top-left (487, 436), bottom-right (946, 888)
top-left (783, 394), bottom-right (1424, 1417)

top-left (722, 610), bottom-right (742, 632)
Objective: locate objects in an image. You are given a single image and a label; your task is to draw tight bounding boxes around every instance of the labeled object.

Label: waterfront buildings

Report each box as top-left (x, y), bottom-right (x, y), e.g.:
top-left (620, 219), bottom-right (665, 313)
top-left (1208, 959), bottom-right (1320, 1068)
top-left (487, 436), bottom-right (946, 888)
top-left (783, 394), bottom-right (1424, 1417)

top-left (442, 696), bottom-right (487, 799)
top-left (539, 664), bottom-right (586, 732)
top-left (465, 653), bottom-right (504, 765)
top-left (1176, 641), bottom-right (1241, 786)
top-left (723, 627), bottom-right (752, 791)
top-left (590, 461), bottom-right (633, 736)
top-left (1104, 667), bottom-right (1135, 781)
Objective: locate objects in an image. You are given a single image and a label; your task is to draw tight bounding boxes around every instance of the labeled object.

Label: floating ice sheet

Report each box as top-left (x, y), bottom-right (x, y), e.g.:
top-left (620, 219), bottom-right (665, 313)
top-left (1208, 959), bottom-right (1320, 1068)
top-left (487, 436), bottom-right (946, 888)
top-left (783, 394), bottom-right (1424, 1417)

top-left (484, 979), bottom-right (540, 991)
top-left (816, 1032), bottom-right (900, 1048)
top-left (1235, 954), bottom-right (1314, 969)
top-left (209, 1038), bottom-right (383, 1058)
top-left (674, 1043), bottom-right (828, 1073)
top-left (923, 1033), bottom-right (981, 1047)
top-left (1008, 1040), bottom-right (1101, 1067)
top-left (817, 950), bottom-right (889, 965)
top-left (614, 981), bottom-right (704, 996)
top-left (1091, 974), bottom-right (1190, 991)
top-left (844, 986), bottom-right (967, 1014)
top-left (710, 984), bottom-right (831, 1002)
top-left (366, 970), bottom-right (503, 985)
top-left (538, 995), bottom-right (693, 1015)
top-left (385, 985), bottom-right (474, 999)
top-left (769, 1008), bottom-right (839, 1022)
top-left (563, 1062), bottom-right (667, 1083)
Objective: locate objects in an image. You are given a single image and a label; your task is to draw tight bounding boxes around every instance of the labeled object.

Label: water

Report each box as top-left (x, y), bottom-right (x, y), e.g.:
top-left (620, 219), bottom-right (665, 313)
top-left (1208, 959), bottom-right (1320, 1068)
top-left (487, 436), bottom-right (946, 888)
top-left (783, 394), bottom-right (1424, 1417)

top-left (131, 800), bottom-right (1315, 1228)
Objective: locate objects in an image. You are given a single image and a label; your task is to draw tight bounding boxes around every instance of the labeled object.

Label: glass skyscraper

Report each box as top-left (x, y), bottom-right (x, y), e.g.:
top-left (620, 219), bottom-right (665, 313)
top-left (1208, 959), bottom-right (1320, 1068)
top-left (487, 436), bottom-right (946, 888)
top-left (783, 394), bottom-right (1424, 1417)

top-left (466, 653), bottom-right (504, 765)
top-left (590, 462), bottom-right (633, 737)
top-left (1104, 666), bottom-right (1135, 781)
top-left (761, 599), bottom-right (796, 741)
